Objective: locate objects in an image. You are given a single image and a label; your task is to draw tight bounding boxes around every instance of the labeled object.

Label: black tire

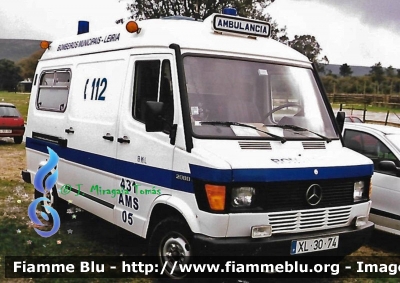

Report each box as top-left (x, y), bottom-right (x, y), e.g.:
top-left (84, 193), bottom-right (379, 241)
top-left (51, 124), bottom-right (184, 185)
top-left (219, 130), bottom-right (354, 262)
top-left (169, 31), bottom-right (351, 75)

top-left (34, 186), bottom-right (68, 221)
top-left (14, 136), bottom-right (23, 144)
top-left (148, 217), bottom-right (193, 279)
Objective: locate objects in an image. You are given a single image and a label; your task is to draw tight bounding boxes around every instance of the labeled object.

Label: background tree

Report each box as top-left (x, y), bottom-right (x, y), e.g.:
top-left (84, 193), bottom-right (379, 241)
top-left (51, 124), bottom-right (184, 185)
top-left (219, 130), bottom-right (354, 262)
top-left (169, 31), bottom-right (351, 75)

top-left (386, 65), bottom-right (396, 78)
top-left (122, 0), bottom-right (289, 42)
top-left (321, 63), bottom-right (400, 95)
top-left (384, 65), bottom-right (396, 94)
top-left (369, 62), bottom-right (385, 94)
top-left (122, 0), bottom-right (326, 67)
top-left (288, 35), bottom-right (321, 63)
top-left (125, 0), bottom-right (273, 21)
top-left (0, 59), bottom-right (22, 91)
top-left (339, 63), bottom-right (353, 77)
top-left (369, 62), bottom-right (385, 84)
top-left (288, 35), bottom-right (329, 72)
top-left (17, 49), bottom-right (45, 80)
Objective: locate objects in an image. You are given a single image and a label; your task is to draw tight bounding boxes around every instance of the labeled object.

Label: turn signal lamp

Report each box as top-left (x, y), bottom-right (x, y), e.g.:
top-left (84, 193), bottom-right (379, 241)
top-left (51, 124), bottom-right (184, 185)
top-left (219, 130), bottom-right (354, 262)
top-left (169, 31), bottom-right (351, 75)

top-left (40, 41), bottom-right (50, 49)
top-left (126, 21), bottom-right (140, 33)
top-left (205, 184), bottom-right (226, 211)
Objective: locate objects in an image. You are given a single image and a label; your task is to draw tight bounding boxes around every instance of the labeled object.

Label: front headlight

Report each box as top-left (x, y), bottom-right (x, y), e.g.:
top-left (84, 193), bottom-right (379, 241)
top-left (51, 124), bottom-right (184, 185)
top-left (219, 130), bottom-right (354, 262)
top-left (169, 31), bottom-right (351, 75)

top-left (231, 187), bottom-right (255, 207)
top-left (353, 181), bottom-right (365, 202)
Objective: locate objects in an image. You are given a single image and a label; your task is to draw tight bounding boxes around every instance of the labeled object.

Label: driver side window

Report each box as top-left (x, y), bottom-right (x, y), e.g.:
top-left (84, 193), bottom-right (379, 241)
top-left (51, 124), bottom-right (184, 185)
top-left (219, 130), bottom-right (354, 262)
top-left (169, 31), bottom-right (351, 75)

top-left (132, 59), bottom-right (174, 132)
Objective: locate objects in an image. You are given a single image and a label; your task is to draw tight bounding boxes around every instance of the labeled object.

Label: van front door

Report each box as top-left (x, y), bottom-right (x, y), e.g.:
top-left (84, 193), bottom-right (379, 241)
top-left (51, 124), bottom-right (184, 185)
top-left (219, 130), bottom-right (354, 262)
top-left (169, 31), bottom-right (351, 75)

top-left (114, 54), bottom-right (176, 236)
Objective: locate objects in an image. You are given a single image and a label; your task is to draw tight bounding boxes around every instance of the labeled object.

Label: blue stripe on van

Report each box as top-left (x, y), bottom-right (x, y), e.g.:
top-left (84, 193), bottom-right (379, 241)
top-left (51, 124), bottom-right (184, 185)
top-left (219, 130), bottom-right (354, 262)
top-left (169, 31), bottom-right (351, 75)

top-left (27, 137), bottom-right (373, 189)
top-left (26, 137), bottom-right (193, 193)
top-left (238, 165), bottom-right (374, 182)
top-left (190, 164), bottom-right (373, 183)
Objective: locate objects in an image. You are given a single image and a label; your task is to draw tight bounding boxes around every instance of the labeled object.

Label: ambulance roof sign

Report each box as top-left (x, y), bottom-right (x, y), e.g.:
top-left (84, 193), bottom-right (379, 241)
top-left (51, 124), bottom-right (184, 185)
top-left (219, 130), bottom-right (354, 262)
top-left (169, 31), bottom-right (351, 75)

top-left (212, 14), bottom-right (271, 38)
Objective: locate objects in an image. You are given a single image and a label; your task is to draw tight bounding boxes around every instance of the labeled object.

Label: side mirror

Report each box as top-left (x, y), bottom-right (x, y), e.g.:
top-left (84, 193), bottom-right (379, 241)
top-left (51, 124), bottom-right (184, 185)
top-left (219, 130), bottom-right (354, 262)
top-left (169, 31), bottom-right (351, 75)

top-left (378, 160), bottom-right (400, 176)
top-left (145, 101), bottom-right (164, 132)
top-left (336, 111), bottom-right (345, 133)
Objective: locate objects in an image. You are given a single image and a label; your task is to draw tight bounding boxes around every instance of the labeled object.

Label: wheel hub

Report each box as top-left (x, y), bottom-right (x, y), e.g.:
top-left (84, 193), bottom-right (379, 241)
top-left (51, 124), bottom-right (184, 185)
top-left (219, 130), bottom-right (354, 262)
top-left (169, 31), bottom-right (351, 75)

top-left (162, 235), bottom-right (191, 264)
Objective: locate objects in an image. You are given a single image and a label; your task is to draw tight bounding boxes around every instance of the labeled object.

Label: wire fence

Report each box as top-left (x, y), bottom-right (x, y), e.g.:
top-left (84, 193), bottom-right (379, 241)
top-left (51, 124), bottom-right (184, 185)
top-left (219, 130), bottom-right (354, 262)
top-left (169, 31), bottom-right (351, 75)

top-left (334, 104), bottom-right (400, 127)
top-left (328, 93), bottom-right (400, 109)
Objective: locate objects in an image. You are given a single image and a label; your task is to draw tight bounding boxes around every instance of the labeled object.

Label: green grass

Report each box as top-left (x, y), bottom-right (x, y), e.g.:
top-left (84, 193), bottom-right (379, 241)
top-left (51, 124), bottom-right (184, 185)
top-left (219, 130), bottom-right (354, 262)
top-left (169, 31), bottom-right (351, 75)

top-left (0, 91), bottom-right (30, 121)
top-left (0, 177), bottom-right (153, 283)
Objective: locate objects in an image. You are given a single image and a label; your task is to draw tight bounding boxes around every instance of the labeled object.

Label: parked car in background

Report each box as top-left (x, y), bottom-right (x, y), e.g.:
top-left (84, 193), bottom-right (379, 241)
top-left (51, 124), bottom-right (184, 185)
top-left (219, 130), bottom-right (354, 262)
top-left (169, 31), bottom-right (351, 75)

top-left (343, 123), bottom-right (400, 235)
top-left (0, 103), bottom-right (25, 144)
top-left (345, 115), bottom-right (363, 123)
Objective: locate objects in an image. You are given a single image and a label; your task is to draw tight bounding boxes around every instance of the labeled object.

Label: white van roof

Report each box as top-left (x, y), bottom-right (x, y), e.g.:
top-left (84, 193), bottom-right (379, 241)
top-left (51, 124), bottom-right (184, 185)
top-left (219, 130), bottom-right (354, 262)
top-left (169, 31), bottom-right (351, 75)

top-left (344, 122), bottom-right (400, 135)
top-left (41, 14), bottom-right (310, 65)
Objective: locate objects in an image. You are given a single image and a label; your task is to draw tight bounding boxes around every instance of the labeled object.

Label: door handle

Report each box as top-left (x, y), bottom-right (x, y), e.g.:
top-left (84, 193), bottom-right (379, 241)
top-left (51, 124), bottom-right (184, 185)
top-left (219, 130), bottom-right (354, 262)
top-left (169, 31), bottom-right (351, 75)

top-left (65, 127), bottom-right (74, 134)
top-left (117, 136), bottom-right (130, 144)
top-left (103, 133), bottom-right (114, 142)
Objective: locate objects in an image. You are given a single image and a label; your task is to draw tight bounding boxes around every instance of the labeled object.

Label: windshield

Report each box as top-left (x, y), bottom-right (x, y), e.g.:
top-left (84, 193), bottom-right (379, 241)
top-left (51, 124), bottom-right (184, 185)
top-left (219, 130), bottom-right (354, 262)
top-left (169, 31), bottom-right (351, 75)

top-left (184, 56), bottom-right (337, 140)
top-left (0, 106), bottom-right (21, 117)
top-left (387, 134), bottom-right (400, 152)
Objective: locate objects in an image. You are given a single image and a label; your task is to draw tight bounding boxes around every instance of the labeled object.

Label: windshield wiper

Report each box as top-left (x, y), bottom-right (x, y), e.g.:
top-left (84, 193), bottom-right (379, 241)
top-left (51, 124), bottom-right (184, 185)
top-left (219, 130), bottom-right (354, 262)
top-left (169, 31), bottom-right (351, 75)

top-left (265, 124), bottom-right (332, 143)
top-left (200, 121), bottom-right (286, 143)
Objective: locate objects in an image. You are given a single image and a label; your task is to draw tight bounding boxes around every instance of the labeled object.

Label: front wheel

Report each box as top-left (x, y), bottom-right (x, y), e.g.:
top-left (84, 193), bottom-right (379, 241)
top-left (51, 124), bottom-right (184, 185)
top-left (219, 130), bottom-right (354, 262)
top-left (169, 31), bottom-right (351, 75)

top-left (148, 217), bottom-right (193, 279)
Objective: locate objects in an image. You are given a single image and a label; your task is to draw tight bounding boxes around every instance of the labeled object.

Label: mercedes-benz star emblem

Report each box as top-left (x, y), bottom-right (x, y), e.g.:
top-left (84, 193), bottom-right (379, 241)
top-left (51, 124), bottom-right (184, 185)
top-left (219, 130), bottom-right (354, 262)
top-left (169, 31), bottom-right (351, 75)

top-left (306, 184), bottom-right (322, 206)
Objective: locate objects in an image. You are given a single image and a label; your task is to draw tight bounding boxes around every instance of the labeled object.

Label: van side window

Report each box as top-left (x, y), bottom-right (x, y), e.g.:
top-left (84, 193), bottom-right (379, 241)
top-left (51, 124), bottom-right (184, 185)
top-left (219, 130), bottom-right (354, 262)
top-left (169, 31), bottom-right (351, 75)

top-left (37, 70), bottom-right (71, 112)
top-left (343, 129), bottom-right (400, 173)
top-left (132, 60), bottom-right (174, 132)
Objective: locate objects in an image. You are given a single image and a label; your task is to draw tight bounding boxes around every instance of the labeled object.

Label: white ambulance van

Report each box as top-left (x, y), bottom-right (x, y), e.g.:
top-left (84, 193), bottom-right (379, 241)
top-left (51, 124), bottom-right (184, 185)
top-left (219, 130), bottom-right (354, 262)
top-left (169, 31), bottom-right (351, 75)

top-left (23, 8), bottom-right (374, 275)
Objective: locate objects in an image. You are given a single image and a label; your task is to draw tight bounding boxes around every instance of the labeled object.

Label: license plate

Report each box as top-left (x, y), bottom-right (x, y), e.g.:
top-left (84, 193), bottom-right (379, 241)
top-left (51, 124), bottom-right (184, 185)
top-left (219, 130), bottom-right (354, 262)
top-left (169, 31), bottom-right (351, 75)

top-left (290, 236), bottom-right (339, 254)
top-left (0, 129), bottom-right (12, 133)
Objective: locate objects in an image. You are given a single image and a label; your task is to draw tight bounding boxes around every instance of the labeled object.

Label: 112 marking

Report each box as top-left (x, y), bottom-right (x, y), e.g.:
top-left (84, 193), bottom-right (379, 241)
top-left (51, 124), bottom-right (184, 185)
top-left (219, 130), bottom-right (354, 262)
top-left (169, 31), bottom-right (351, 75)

top-left (84, 78), bottom-right (107, 100)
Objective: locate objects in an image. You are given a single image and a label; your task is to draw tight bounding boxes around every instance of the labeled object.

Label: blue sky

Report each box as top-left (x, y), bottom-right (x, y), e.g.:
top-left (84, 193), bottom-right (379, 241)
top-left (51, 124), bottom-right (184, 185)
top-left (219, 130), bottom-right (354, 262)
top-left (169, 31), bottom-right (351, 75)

top-left (1, 0), bottom-right (399, 68)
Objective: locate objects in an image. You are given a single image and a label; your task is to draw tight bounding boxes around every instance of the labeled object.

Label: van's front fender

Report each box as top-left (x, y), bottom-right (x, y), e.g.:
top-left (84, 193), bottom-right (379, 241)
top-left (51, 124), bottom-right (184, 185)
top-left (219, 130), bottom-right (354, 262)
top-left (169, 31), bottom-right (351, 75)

top-left (143, 194), bottom-right (229, 238)
top-left (143, 194), bottom-right (199, 237)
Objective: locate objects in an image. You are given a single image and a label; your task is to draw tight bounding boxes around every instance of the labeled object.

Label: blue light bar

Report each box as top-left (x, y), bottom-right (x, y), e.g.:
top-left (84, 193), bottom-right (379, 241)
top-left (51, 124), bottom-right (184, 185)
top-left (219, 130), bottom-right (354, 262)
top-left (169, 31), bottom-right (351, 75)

top-left (78, 21), bottom-right (89, 35)
top-left (222, 7), bottom-right (237, 16)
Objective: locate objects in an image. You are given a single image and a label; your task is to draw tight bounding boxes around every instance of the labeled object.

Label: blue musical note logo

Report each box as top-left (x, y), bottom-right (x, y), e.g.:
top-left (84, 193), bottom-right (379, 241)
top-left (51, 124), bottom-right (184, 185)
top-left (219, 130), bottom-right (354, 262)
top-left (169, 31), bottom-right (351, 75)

top-left (33, 147), bottom-right (59, 194)
top-left (28, 147), bottom-right (61, 238)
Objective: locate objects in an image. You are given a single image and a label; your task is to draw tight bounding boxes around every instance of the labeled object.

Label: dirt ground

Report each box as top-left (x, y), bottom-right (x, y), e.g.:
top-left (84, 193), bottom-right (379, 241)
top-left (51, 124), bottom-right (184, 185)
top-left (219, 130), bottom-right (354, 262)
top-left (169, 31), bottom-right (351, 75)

top-left (0, 138), bottom-right (26, 182)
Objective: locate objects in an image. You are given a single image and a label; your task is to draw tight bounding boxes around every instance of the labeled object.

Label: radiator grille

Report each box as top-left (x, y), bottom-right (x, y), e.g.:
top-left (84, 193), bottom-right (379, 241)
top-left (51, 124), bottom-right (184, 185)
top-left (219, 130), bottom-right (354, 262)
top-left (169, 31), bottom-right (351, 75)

top-left (268, 206), bottom-right (352, 234)
top-left (253, 179), bottom-right (356, 212)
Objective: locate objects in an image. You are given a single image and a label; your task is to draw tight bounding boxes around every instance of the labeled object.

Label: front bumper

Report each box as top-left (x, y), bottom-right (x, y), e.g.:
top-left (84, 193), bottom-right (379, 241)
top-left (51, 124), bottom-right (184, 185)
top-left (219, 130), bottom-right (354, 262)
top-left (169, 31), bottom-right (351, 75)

top-left (193, 221), bottom-right (374, 256)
